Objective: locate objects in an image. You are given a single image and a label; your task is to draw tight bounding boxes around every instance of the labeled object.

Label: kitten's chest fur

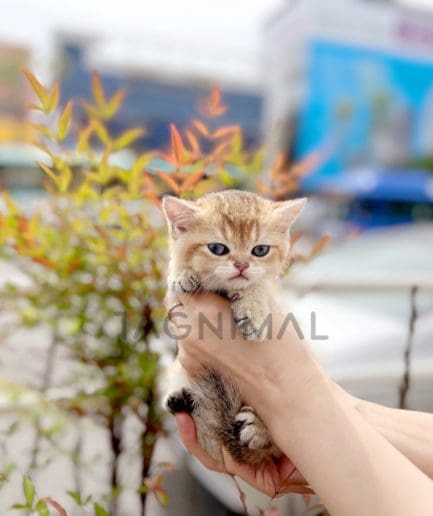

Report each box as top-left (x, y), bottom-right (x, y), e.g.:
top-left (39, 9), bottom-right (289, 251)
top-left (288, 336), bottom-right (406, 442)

top-left (164, 265), bottom-right (282, 466)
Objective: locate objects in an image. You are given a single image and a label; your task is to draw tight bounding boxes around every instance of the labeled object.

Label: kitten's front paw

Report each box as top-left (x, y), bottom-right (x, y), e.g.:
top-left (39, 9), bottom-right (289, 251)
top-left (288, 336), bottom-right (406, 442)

top-left (164, 388), bottom-right (195, 414)
top-left (234, 406), bottom-right (272, 450)
top-left (231, 298), bottom-right (269, 341)
top-left (170, 269), bottom-right (200, 293)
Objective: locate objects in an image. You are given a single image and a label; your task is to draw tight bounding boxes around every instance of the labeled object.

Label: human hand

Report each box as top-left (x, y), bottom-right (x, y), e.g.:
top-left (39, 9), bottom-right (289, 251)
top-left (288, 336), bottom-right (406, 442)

top-left (165, 291), bottom-right (307, 412)
top-left (175, 413), bottom-right (314, 497)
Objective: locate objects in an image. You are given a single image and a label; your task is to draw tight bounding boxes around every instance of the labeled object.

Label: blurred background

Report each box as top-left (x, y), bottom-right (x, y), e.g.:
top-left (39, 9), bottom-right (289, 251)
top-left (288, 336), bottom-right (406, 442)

top-left (1, 0), bottom-right (433, 515)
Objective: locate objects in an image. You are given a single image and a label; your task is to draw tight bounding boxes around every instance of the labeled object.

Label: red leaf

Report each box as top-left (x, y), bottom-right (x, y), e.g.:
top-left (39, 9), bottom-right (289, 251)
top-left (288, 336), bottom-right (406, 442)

top-left (42, 497), bottom-right (67, 516)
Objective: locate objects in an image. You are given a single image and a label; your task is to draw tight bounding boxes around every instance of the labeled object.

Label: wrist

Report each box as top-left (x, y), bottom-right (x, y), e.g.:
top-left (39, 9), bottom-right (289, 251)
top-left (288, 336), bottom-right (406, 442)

top-left (242, 336), bottom-right (332, 426)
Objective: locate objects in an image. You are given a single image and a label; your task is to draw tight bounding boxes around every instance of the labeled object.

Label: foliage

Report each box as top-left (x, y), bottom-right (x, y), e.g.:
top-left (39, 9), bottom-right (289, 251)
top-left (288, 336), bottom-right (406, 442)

top-left (0, 71), bottom-right (321, 514)
top-left (12, 475), bottom-right (67, 516)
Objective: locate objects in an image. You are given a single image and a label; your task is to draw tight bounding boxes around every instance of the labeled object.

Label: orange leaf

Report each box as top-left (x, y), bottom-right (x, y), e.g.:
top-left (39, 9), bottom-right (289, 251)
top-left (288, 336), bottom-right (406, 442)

top-left (184, 129), bottom-right (201, 154)
top-left (170, 124), bottom-right (184, 168)
top-left (32, 256), bottom-right (57, 269)
top-left (198, 86), bottom-right (227, 117)
top-left (290, 150), bottom-right (322, 178)
top-left (67, 256), bottom-right (81, 274)
top-left (181, 170), bottom-right (204, 192)
top-left (191, 119), bottom-right (209, 137)
top-left (211, 140), bottom-right (231, 159)
top-left (210, 125), bottom-right (240, 139)
top-left (116, 245), bottom-right (127, 260)
top-left (91, 71), bottom-right (106, 110)
top-left (158, 171), bottom-right (180, 195)
top-left (23, 70), bottom-right (48, 107)
top-left (311, 235), bottom-right (331, 256)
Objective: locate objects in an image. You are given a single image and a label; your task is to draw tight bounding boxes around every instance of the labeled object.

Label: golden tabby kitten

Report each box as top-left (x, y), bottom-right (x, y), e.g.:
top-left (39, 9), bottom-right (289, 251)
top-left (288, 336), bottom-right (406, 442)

top-left (162, 190), bottom-right (305, 465)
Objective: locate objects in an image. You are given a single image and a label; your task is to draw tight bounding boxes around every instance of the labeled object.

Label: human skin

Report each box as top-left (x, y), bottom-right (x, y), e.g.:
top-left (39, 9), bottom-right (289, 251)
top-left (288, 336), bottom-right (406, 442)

top-left (167, 293), bottom-right (433, 516)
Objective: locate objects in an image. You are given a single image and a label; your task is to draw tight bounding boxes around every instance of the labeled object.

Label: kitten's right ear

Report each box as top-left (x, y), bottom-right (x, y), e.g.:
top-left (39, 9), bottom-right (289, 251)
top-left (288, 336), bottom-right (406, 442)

top-left (162, 196), bottom-right (197, 235)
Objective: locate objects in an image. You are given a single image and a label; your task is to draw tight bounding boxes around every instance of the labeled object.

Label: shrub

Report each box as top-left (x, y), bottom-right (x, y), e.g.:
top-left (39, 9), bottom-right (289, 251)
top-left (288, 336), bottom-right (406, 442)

top-left (0, 71), bottom-right (321, 514)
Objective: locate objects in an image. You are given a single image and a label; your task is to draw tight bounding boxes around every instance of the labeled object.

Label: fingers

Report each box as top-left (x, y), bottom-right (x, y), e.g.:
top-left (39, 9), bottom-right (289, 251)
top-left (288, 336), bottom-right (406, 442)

top-left (164, 290), bottom-right (179, 309)
top-left (176, 346), bottom-right (204, 378)
top-left (175, 413), bottom-right (224, 473)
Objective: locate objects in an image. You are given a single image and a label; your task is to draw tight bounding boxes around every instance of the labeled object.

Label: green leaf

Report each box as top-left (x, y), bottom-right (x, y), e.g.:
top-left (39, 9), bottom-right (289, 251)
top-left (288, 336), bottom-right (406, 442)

top-left (31, 124), bottom-right (54, 140)
top-left (46, 83), bottom-right (60, 113)
top-left (114, 128), bottom-right (145, 150)
top-left (91, 72), bottom-right (106, 110)
top-left (35, 500), bottom-right (50, 516)
top-left (93, 121), bottom-right (110, 145)
top-left (57, 100), bottom-right (74, 142)
top-left (154, 489), bottom-right (169, 507)
top-left (23, 475), bottom-right (35, 507)
top-left (105, 90), bottom-right (125, 119)
top-left (36, 161), bottom-right (58, 187)
top-left (67, 490), bottom-right (82, 505)
top-left (11, 503), bottom-right (29, 510)
top-left (94, 502), bottom-right (109, 516)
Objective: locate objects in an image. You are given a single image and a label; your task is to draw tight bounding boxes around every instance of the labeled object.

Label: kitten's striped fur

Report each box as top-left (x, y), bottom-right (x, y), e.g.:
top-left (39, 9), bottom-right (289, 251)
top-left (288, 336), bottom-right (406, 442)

top-left (162, 190), bottom-right (305, 466)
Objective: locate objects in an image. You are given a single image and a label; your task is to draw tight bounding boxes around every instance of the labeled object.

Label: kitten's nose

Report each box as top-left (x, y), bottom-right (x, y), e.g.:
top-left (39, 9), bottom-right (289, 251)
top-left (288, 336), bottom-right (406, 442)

top-left (234, 261), bottom-right (249, 272)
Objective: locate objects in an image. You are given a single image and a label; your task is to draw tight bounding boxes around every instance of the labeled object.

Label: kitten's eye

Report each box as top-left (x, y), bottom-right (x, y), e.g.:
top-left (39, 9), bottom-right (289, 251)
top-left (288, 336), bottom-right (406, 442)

top-left (251, 245), bottom-right (270, 257)
top-left (207, 243), bottom-right (230, 256)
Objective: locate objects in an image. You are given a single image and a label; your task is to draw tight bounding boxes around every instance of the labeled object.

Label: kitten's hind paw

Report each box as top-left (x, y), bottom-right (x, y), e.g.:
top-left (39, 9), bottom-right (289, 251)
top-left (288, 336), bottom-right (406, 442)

top-left (234, 406), bottom-right (272, 450)
top-left (164, 388), bottom-right (195, 415)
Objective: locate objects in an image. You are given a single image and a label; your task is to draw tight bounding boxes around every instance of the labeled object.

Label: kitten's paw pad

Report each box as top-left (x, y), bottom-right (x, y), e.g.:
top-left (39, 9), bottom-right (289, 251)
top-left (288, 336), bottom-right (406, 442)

top-left (234, 407), bottom-right (272, 450)
top-left (171, 270), bottom-right (200, 293)
top-left (164, 389), bottom-right (195, 414)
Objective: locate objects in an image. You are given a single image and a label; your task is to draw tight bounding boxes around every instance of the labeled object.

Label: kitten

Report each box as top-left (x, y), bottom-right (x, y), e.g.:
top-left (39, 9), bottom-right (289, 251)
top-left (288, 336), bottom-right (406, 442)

top-left (162, 190), bottom-right (305, 466)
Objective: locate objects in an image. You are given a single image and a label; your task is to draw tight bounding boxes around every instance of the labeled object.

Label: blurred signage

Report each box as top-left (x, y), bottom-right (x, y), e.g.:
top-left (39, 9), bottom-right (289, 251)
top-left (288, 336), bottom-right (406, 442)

top-left (0, 43), bottom-right (30, 142)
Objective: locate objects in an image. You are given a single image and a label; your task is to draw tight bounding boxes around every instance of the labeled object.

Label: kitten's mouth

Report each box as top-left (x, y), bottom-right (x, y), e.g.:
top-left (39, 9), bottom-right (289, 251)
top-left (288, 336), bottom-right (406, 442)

top-left (229, 273), bottom-right (249, 280)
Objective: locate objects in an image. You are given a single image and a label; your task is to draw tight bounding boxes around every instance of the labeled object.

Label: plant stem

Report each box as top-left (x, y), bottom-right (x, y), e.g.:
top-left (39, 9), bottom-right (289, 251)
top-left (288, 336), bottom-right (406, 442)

top-left (140, 387), bottom-right (160, 516)
top-left (399, 286), bottom-right (418, 409)
top-left (28, 329), bottom-right (59, 472)
top-left (109, 413), bottom-right (123, 516)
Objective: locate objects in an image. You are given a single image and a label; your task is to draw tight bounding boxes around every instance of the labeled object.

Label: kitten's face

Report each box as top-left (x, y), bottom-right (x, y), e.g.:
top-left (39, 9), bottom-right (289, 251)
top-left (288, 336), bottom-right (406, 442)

top-left (163, 190), bottom-right (305, 291)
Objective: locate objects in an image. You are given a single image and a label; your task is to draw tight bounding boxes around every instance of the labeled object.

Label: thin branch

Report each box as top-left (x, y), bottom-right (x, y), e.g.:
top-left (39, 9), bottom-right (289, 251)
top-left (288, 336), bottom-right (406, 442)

top-left (399, 286), bottom-right (418, 409)
top-left (28, 329), bottom-right (60, 472)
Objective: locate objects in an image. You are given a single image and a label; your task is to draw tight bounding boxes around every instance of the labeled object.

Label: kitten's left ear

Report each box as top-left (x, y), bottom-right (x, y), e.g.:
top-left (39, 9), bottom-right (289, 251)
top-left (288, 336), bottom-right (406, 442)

top-left (273, 197), bottom-right (307, 232)
top-left (162, 196), bottom-right (198, 235)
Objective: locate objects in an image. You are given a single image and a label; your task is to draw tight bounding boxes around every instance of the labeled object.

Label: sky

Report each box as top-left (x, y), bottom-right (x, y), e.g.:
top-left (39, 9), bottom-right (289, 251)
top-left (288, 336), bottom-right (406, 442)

top-left (0, 0), bottom-right (285, 88)
top-left (1, 0), bottom-right (433, 88)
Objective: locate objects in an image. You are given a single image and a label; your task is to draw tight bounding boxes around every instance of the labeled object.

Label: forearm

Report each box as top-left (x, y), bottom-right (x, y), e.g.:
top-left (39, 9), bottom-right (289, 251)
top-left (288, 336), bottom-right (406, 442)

top-left (239, 337), bottom-right (433, 516)
top-left (352, 395), bottom-right (433, 480)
